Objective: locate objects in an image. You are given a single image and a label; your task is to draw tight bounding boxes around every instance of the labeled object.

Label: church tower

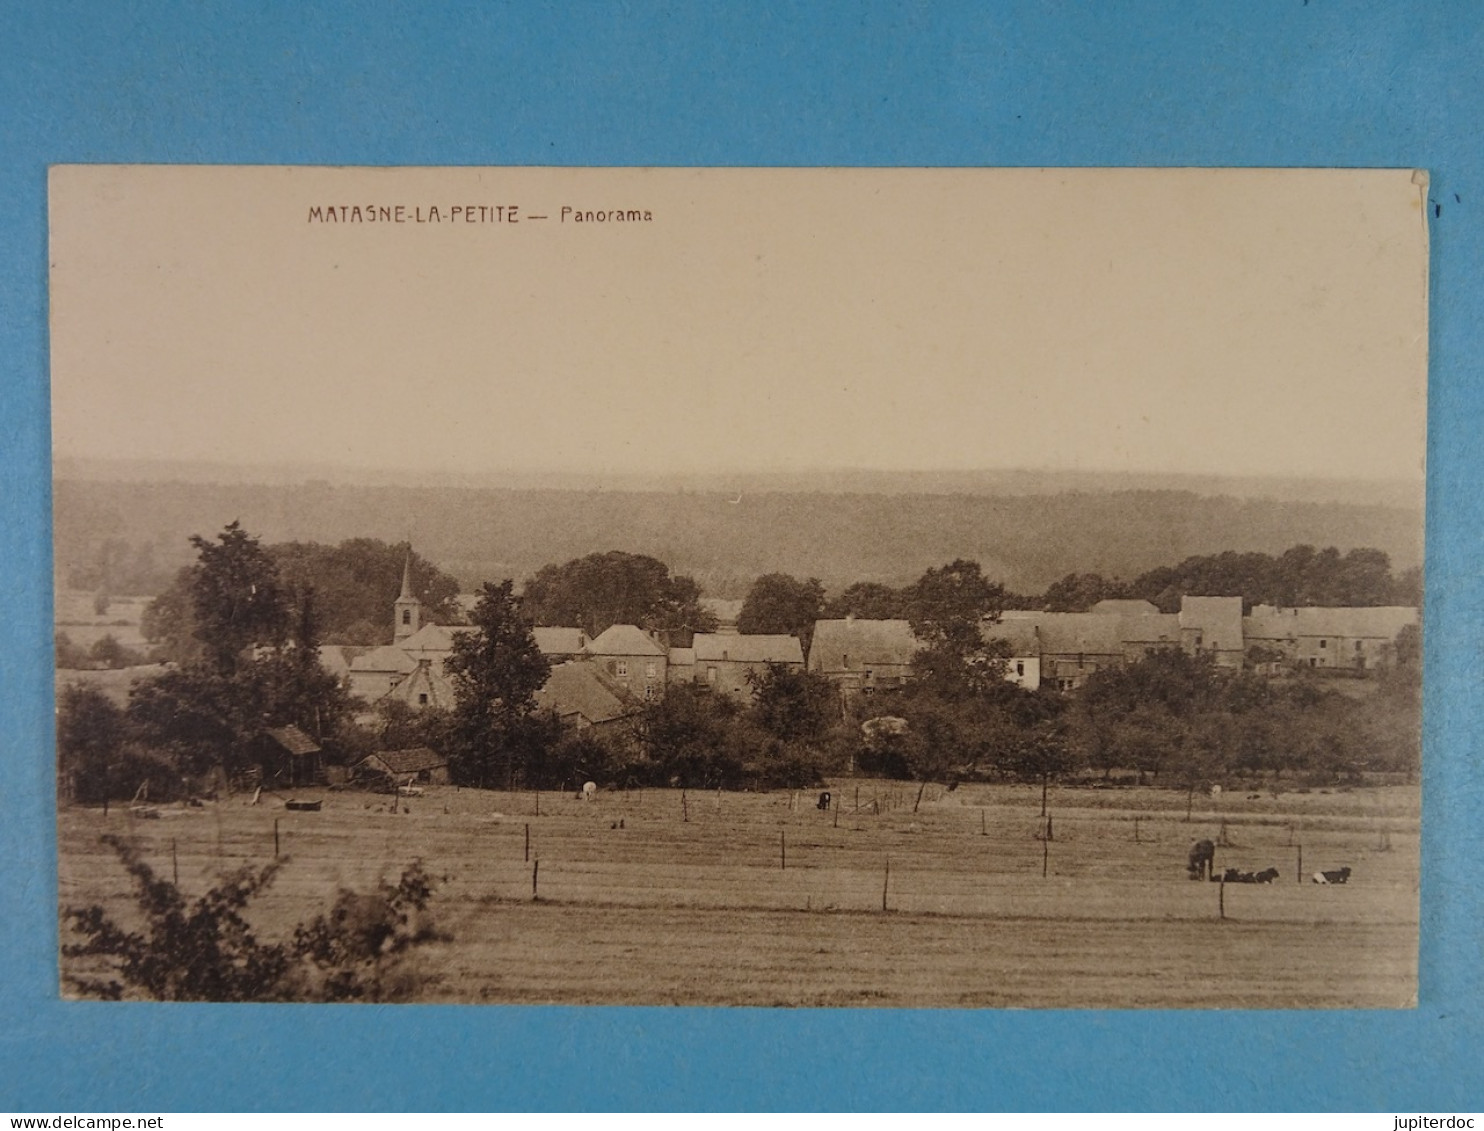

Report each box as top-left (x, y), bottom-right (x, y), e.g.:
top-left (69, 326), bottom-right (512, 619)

top-left (393, 548), bottom-right (422, 642)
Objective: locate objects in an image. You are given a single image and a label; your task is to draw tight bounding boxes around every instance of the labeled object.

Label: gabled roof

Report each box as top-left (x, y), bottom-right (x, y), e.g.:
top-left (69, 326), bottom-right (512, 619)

top-left (350, 644), bottom-right (418, 674)
top-left (398, 623), bottom-right (473, 657)
top-left (533, 626), bottom-right (587, 656)
top-left (586, 623), bottom-right (666, 657)
top-left (379, 660), bottom-right (457, 710)
top-left (1091, 598), bottom-right (1161, 616)
top-left (1029, 614), bottom-right (1130, 656)
top-left (263, 725), bottom-right (321, 756)
top-left (360, 746), bottom-right (448, 774)
top-left (536, 661), bottom-right (637, 726)
top-left (693, 633), bottom-right (804, 665)
top-left (982, 620), bottom-right (1041, 656)
top-left (810, 619), bottom-right (919, 669)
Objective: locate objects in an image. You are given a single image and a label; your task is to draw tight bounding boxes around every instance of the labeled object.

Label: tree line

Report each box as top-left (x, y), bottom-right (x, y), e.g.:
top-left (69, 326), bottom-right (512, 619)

top-left (57, 524), bottom-right (1422, 806)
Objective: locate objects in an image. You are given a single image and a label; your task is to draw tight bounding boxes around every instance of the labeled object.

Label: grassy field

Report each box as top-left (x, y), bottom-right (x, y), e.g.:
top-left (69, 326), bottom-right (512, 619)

top-left (57, 778), bottom-right (1419, 1008)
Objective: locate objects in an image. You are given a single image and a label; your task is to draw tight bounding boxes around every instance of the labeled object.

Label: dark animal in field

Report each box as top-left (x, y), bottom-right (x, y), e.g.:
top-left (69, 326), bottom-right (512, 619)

top-left (1220, 867), bottom-right (1281, 884)
top-left (1187, 839), bottom-right (1216, 880)
top-left (1312, 867), bottom-right (1352, 884)
top-left (817, 791), bottom-right (832, 811)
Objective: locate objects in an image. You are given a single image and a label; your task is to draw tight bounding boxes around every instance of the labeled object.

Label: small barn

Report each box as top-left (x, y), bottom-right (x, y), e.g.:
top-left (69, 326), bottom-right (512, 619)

top-left (356, 746), bottom-right (451, 786)
top-left (255, 725), bottom-right (323, 788)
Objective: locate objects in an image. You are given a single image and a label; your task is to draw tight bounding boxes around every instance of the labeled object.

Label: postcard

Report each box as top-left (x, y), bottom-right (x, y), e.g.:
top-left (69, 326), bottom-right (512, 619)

top-left (49, 166), bottom-right (1426, 1006)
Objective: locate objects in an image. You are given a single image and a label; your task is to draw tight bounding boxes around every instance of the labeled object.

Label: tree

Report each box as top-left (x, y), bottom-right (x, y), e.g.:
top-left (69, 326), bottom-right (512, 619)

top-left (443, 580), bottom-right (551, 788)
top-left (905, 559), bottom-right (1007, 699)
top-left (738, 573), bottom-right (826, 653)
top-left (1043, 572), bottom-right (1123, 612)
top-left (748, 662), bottom-right (836, 745)
top-left (56, 684), bottom-right (127, 803)
top-left (63, 835), bottom-right (444, 1002)
top-left (824, 581), bottom-right (906, 621)
top-left (188, 521), bottom-right (291, 675)
top-left (520, 551), bottom-right (717, 644)
top-left (128, 524), bottom-right (353, 785)
top-left (637, 683), bottom-right (756, 788)
top-left (144, 538), bottom-right (464, 657)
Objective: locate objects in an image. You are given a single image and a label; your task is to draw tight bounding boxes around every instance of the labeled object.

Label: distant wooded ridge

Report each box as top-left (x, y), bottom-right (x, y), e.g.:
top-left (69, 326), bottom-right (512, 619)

top-left (54, 475), bottom-right (1423, 599)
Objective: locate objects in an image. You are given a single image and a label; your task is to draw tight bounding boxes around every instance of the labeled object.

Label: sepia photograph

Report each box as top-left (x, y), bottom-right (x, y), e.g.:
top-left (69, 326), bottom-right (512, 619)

top-left (48, 165), bottom-right (1427, 1008)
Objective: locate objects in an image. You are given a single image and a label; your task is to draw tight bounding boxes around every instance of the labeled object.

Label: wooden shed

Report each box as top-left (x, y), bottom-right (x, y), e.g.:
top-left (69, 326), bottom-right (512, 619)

top-left (356, 746), bottom-right (451, 786)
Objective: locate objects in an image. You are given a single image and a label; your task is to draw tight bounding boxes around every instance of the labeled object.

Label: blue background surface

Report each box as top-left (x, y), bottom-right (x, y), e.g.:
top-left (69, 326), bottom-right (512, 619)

top-left (2, 0), bottom-right (1481, 1112)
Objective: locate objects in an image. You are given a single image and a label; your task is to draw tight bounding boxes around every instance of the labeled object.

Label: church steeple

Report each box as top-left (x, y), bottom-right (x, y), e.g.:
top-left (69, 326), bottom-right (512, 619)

top-left (394, 546), bottom-right (422, 642)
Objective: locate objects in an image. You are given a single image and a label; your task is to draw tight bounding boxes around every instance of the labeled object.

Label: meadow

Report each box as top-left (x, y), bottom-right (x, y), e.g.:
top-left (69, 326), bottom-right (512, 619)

top-left (57, 779), bottom-right (1419, 1008)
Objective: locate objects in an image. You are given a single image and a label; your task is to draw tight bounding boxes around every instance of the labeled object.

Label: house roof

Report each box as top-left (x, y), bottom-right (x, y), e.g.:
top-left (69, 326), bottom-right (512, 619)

top-left (668, 647), bottom-right (696, 667)
top-left (996, 612), bottom-right (1129, 656)
top-left (693, 633), bottom-right (804, 664)
top-left (379, 659), bottom-right (457, 710)
top-left (315, 644), bottom-right (365, 679)
top-left (263, 725), bottom-right (321, 756)
top-left (536, 661), bottom-right (636, 726)
top-left (533, 626), bottom-right (587, 656)
top-left (350, 644), bottom-right (419, 674)
top-left (1178, 596), bottom-right (1245, 650)
top-left (586, 623), bottom-right (666, 657)
top-left (982, 620), bottom-right (1042, 656)
top-left (1091, 598), bottom-right (1161, 616)
top-left (398, 623), bottom-right (473, 657)
top-left (360, 746), bottom-right (447, 774)
top-left (810, 619), bottom-right (920, 669)
top-left (1244, 605), bottom-right (1418, 641)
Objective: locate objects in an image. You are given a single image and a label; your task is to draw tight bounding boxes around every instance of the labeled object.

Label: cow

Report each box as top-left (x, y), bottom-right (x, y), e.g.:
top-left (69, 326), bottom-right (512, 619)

top-left (817, 791), bottom-right (832, 811)
top-left (1312, 867), bottom-right (1352, 884)
top-left (1187, 839), bottom-right (1216, 880)
top-left (1220, 867), bottom-right (1281, 884)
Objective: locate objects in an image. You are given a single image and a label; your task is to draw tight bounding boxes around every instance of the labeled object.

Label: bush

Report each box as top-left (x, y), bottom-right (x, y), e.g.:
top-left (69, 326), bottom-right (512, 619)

top-left (63, 835), bottom-right (446, 1002)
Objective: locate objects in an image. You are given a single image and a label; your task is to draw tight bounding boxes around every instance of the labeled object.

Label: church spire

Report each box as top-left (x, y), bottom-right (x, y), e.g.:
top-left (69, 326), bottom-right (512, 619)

top-left (394, 544), bottom-right (422, 642)
top-left (399, 547), bottom-right (414, 600)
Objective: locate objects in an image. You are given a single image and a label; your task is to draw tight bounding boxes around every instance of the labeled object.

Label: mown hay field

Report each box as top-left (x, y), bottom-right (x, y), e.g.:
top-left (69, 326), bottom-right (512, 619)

top-left (57, 779), bottom-right (1419, 1008)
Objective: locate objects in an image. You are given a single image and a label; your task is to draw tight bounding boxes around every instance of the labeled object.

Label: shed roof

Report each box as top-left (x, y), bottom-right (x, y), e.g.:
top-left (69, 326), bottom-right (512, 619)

top-left (263, 725), bottom-right (321, 757)
top-left (379, 659), bottom-right (457, 710)
top-left (360, 747), bottom-right (448, 775)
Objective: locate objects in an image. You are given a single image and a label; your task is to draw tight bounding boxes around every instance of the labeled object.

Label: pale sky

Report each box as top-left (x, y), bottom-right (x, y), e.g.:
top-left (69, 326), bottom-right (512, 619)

top-left (49, 166), bottom-right (1429, 482)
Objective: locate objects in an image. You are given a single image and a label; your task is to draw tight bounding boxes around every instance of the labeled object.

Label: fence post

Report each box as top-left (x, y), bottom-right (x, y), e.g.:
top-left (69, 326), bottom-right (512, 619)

top-left (532, 857), bottom-right (539, 900)
top-left (1042, 833), bottom-right (1049, 878)
top-left (171, 838), bottom-right (179, 885)
top-left (780, 831), bottom-right (786, 871)
top-left (273, 818), bottom-right (280, 859)
top-left (882, 857), bottom-right (890, 912)
top-left (1296, 844), bottom-right (1302, 884)
top-left (1219, 878), bottom-right (1226, 920)
top-left (981, 808), bottom-right (987, 836)
top-left (525, 823), bottom-right (530, 863)
top-left (682, 791), bottom-right (689, 823)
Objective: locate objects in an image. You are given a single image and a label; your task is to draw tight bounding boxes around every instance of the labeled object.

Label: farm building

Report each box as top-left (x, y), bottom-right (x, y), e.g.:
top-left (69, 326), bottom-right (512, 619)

top-left (585, 623), bottom-right (668, 700)
top-left (254, 725), bottom-right (322, 788)
top-left (535, 661), bottom-right (638, 734)
top-left (688, 632), bottom-right (805, 699)
top-left (356, 746), bottom-right (450, 785)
